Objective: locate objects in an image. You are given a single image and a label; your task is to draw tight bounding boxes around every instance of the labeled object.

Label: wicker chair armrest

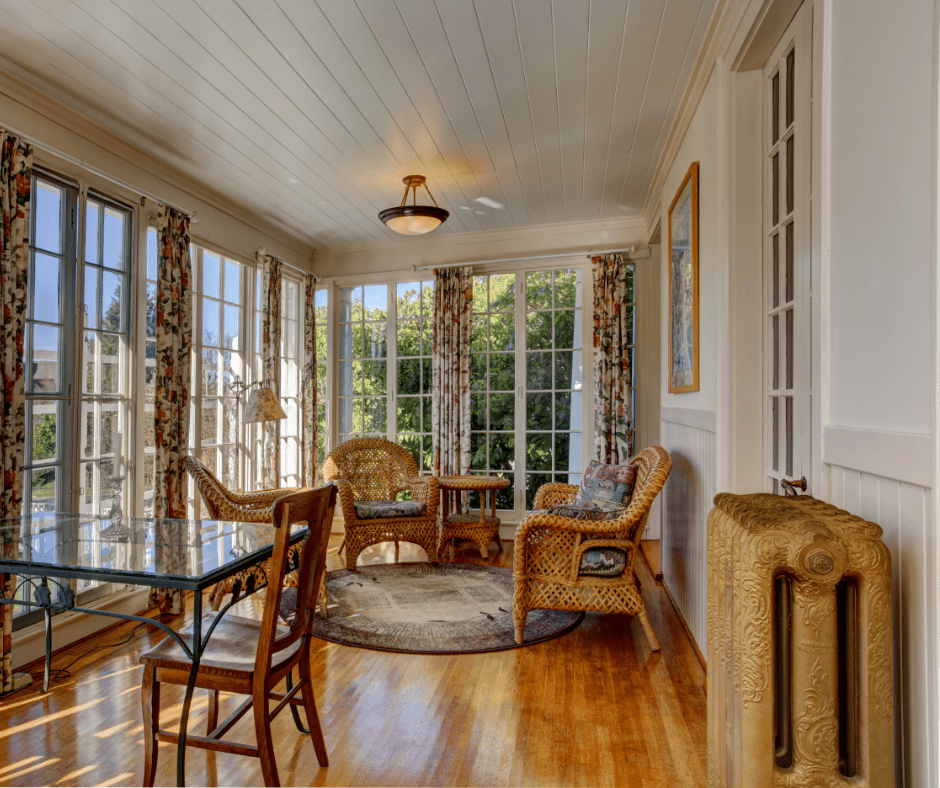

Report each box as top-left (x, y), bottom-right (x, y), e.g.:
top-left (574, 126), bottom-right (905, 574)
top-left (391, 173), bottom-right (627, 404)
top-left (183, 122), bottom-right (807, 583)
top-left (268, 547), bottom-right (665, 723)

top-left (517, 510), bottom-right (633, 538)
top-left (227, 486), bottom-right (311, 507)
top-left (406, 476), bottom-right (440, 518)
top-left (334, 479), bottom-right (362, 526)
top-left (532, 483), bottom-right (579, 509)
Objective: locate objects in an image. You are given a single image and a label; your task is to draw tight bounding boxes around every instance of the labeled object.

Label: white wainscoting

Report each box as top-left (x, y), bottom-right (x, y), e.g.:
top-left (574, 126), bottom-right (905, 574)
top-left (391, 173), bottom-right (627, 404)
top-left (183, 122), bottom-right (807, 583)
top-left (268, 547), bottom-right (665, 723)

top-left (660, 415), bottom-right (717, 653)
top-left (827, 464), bottom-right (933, 788)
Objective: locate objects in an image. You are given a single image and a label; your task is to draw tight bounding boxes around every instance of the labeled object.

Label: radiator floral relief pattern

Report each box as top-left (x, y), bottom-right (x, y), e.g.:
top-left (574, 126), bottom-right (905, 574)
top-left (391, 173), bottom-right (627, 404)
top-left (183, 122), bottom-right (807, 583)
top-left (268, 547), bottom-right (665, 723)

top-left (707, 493), bottom-right (895, 788)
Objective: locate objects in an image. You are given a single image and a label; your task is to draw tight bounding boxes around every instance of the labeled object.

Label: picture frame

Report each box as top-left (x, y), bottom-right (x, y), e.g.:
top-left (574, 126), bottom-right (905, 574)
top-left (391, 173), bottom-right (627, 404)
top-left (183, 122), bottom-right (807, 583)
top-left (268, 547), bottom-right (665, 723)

top-left (668, 161), bottom-right (699, 393)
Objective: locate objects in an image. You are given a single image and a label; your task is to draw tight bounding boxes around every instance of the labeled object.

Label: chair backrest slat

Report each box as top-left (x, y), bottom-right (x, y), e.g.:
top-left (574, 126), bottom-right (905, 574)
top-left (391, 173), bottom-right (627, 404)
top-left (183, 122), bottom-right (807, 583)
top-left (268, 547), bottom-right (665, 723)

top-left (255, 484), bottom-right (337, 674)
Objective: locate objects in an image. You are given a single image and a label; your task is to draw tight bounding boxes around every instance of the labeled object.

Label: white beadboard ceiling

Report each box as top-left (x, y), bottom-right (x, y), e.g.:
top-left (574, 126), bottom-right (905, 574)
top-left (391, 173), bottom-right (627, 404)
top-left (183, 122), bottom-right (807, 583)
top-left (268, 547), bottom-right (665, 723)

top-left (0, 0), bottom-right (716, 249)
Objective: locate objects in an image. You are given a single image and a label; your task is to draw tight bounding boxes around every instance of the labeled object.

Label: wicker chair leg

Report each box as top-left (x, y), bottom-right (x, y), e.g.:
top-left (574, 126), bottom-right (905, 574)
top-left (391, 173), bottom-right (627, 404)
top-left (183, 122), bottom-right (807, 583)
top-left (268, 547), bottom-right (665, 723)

top-left (344, 548), bottom-right (359, 572)
top-left (636, 606), bottom-right (661, 652)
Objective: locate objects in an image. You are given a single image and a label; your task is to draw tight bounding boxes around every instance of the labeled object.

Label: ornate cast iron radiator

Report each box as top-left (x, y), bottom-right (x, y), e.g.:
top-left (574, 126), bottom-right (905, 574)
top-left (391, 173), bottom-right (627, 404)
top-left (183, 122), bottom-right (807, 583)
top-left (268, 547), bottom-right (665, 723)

top-left (707, 493), bottom-right (895, 787)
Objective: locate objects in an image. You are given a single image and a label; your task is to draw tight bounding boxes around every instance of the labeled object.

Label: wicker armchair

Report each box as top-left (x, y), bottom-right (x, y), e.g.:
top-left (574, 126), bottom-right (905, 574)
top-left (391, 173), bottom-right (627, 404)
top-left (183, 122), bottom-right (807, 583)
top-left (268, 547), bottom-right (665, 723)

top-left (322, 438), bottom-right (440, 571)
top-left (183, 455), bottom-right (321, 612)
top-left (512, 445), bottom-right (672, 650)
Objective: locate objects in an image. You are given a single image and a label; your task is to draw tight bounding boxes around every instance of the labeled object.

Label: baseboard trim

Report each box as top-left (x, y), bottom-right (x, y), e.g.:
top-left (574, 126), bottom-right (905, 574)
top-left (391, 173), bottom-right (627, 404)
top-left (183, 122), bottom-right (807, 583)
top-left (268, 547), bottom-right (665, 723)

top-left (640, 539), bottom-right (663, 580)
top-left (661, 580), bottom-right (707, 683)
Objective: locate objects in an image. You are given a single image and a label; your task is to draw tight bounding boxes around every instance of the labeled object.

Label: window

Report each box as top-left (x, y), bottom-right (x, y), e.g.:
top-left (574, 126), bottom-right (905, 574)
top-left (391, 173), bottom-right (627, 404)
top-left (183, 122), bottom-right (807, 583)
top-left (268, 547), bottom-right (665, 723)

top-left (523, 269), bottom-right (584, 509)
top-left (338, 285), bottom-right (388, 442)
top-left (470, 273), bottom-right (517, 510)
top-left (18, 171), bottom-right (136, 617)
top-left (395, 281), bottom-right (434, 473)
top-left (189, 248), bottom-right (248, 514)
top-left (80, 196), bottom-right (133, 522)
top-left (23, 175), bottom-right (76, 518)
top-left (279, 275), bottom-right (302, 487)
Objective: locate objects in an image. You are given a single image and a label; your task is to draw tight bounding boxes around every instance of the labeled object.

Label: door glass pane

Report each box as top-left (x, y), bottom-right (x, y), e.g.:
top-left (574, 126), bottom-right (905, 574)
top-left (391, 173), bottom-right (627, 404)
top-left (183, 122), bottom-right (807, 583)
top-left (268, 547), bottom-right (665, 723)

top-left (34, 182), bottom-right (63, 254)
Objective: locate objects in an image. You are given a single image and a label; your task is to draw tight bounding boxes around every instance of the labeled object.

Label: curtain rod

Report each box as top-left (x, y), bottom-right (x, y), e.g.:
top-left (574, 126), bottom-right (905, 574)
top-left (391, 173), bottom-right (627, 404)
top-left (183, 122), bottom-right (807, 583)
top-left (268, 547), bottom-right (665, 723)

top-left (411, 246), bottom-right (648, 272)
top-left (257, 246), bottom-right (320, 281)
top-left (2, 122), bottom-right (196, 219)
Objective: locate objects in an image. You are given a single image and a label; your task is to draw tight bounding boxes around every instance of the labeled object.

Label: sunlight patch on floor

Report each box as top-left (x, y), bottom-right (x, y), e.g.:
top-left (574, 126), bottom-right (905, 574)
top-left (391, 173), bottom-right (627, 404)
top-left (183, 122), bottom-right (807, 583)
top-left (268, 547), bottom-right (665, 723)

top-left (0, 758), bottom-right (60, 783)
top-left (0, 697), bottom-right (102, 739)
top-left (53, 765), bottom-right (96, 784)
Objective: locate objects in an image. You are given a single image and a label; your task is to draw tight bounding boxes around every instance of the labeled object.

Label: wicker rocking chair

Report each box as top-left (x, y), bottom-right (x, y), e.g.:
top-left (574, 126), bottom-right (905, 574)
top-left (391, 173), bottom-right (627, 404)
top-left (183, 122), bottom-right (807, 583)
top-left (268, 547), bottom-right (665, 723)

top-left (183, 455), bottom-right (324, 613)
top-left (512, 445), bottom-right (672, 650)
top-left (322, 438), bottom-right (440, 571)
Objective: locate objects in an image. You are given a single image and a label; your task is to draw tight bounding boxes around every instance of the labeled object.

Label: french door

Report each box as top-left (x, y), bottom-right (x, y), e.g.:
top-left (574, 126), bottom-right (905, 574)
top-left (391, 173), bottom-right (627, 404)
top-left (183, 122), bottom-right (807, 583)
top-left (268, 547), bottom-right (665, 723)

top-left (763, 2), bottom-right (813, 495)
top-left (18, 169), bottom-right (135, 619)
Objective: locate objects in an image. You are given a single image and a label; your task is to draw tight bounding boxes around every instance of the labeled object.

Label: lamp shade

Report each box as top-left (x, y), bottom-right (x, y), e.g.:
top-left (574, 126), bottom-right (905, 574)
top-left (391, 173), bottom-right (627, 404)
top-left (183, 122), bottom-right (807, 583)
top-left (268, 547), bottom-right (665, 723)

top-left (379, 205), bottom-right (450, 236)
top-left (379, 175), bottom-right (449, 236)
top-left (243, 387), bottom-right (287, 424)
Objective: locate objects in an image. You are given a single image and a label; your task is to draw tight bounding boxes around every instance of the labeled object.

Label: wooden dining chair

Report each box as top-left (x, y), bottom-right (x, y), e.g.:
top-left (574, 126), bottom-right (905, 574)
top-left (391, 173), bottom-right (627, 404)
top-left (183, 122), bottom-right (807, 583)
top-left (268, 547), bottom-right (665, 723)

top-left (139, 484), bottom-right (337, 787)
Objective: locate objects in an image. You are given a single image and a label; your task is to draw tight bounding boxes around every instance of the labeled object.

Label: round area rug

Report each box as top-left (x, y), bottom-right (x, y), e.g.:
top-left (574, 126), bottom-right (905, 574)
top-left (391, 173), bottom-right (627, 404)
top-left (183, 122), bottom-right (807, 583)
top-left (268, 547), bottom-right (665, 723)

top-left (312, 563), bottom-right (583, 654)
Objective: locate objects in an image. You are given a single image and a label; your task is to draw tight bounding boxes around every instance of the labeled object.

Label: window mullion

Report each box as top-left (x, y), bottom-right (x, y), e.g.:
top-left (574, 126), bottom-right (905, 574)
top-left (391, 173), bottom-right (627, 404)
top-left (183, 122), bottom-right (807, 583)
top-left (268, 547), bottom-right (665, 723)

top-left (387, 286), bottom-right (397, 442)
top-left (513, 271), bottom-right (525, 520)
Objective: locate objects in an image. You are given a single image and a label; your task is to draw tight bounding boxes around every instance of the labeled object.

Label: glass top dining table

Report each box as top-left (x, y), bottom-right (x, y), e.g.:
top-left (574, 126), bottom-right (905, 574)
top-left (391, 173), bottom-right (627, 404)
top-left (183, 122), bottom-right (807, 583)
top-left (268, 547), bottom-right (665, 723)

top-left (0, 512), bottom-right (304, 591)
top-left (0, 511), bottom-right (307, 787)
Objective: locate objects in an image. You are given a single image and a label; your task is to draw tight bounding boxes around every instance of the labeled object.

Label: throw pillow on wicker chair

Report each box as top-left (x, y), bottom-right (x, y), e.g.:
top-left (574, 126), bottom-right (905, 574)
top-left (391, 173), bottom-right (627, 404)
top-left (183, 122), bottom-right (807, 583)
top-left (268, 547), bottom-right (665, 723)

top-left (574, 461), bottom-right (638, 511)
top-left (578, 547), bottom-right (628, 577)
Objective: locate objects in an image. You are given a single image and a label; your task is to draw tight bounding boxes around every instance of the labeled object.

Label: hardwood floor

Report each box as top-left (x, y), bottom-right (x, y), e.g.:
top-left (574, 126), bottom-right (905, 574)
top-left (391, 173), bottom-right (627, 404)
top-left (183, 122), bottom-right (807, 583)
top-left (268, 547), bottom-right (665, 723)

top-left (0, 537), bottom-right (707, 787)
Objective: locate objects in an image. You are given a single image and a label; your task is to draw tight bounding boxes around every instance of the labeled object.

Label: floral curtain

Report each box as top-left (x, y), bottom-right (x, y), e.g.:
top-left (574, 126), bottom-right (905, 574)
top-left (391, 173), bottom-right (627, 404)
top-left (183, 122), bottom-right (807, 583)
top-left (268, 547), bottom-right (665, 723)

top-left (431, 267), bottom-right (472, 510)
top-left (149, 207), bottom-right (192, 616)
top-left (300, 274), bottom-right (318, 487)
top-left (592, 254), bottom-right (634, 464)
top-left (258, 252), bottom-right (281, 489)
top-left (0, 132), bottom-right (32, 695)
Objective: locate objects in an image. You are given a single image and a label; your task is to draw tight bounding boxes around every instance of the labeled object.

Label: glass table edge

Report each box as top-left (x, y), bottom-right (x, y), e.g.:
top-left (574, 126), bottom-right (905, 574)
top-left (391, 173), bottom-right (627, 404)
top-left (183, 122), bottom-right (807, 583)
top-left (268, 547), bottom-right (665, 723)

top-left (0, 524), bottom-right (310, 592)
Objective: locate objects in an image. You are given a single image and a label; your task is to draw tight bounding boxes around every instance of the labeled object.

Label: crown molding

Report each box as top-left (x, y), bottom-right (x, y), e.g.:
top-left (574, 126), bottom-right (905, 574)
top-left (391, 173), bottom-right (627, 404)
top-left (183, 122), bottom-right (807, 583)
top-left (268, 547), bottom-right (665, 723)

top-left (317, 214), bottom-right (648, 259)
top-left (0, 58), bottom-right (314, 258)
top-left (640, 0), bottom-right (751, 225)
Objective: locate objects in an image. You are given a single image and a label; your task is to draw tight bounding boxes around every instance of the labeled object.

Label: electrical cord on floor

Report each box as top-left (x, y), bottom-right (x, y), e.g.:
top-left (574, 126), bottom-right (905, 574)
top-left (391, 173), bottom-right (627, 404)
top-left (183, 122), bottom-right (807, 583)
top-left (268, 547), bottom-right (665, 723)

top-left (29, 611), bottom-right (176, 685)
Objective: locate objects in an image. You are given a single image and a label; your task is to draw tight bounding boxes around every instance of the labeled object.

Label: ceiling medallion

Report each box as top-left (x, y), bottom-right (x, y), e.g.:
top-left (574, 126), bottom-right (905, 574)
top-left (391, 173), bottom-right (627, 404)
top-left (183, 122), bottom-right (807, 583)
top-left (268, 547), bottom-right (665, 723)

top-left (379, 175), bottom-right (449, 236)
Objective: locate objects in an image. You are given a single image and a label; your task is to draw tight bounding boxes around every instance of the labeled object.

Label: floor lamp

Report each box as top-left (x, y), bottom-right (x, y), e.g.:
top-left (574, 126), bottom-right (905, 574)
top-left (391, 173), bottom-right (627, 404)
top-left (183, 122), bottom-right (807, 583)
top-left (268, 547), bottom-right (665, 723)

top-left (230, 375), bottom-right (287, 490)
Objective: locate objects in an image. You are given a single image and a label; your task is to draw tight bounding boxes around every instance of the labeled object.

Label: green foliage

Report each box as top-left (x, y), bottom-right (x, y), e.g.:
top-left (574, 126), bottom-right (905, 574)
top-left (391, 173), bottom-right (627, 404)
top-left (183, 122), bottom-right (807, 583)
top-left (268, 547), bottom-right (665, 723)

top-left (33, 413), bottom-right (56, 461)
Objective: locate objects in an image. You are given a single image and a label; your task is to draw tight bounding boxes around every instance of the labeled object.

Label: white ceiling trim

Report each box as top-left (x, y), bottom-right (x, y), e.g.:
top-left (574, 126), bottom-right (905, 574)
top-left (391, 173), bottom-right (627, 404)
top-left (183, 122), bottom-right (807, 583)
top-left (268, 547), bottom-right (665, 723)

top-left (639, 0), bottom-right (759, 230)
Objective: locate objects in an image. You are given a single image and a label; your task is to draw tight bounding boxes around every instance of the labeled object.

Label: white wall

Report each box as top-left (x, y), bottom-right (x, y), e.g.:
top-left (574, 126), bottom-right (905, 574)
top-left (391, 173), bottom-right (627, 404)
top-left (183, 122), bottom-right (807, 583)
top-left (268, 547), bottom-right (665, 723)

top-left (658, 72), bottom-right (720, 650)
top-left (822, 1), bottom-right (939, 784)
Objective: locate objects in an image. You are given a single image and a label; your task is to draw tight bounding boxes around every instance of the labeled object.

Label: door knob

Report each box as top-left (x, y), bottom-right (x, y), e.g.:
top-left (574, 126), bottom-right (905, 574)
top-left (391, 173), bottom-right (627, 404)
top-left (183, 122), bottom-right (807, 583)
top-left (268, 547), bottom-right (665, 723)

top-left (781, 476), bottom-right (807, 497)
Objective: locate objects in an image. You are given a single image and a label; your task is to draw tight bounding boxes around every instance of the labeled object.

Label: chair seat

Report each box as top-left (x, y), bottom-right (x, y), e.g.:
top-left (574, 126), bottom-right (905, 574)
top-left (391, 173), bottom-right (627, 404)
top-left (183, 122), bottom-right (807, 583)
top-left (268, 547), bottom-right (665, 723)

top-left (140, 612), bottom-right (302, 677)
top-left (353, 499), bottom-right (427, 520)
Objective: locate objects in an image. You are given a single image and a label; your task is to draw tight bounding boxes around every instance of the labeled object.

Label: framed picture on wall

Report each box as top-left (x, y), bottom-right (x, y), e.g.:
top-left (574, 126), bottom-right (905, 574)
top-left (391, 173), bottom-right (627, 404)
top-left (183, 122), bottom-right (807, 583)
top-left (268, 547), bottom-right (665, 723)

top-left (668, 161), bottom-right (699, 393)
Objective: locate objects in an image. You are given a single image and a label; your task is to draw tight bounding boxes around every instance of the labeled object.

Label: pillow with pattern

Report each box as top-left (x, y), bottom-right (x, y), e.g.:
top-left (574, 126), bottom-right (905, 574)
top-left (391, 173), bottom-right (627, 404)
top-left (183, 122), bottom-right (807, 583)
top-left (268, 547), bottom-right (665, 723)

top-left (574, 461), bottom-right (638, 511)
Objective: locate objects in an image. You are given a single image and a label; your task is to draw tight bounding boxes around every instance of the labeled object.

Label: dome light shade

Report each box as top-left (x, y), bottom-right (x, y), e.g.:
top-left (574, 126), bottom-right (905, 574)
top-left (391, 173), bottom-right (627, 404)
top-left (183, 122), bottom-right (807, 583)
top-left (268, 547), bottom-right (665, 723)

top-left (379, 175), bottom-right (449, 236)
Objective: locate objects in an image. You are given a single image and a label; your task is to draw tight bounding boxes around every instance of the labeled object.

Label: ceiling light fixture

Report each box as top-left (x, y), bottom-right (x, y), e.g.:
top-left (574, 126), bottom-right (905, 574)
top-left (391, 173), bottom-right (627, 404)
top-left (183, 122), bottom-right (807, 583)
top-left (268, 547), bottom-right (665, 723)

top-left (379, 175), bottom-right (449, 236)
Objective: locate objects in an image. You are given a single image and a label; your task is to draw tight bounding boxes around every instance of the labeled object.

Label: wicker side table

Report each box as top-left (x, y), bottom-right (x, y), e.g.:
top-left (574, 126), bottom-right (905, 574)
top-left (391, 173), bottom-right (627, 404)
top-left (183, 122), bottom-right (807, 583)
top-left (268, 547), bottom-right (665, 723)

top-left (438, 475), bottom-right (511, 560)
